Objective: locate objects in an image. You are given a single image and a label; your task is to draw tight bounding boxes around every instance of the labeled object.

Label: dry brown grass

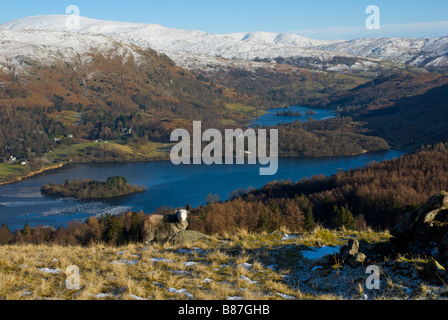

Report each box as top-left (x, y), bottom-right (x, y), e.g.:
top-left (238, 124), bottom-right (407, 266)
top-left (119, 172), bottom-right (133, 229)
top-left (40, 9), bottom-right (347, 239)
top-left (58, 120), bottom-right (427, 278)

top-left (0, 228), bottom-right (397, 300)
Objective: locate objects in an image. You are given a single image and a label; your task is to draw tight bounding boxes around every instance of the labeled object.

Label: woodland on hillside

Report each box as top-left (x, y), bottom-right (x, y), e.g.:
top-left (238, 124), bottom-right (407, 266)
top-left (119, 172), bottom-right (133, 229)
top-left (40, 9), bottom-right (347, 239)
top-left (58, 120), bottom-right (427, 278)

top-left (275, 117), bottom-right (390, 157)
top-left (245, 142), bottom-right (448, 230)
top-left (193, 65), bottom-right (369, 109)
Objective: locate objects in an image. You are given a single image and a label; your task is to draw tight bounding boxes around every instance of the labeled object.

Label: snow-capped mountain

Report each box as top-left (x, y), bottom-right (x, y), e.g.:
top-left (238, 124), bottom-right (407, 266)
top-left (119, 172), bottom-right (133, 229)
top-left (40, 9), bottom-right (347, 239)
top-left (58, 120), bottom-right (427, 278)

top-left (317, 37), bottom-right (448, 67)
top-left (0, 15), bottom-right (351, 65)
top-left (0, 28), bottom-right (143, 71)
top-left (0, 14), bottom-right (447, 74)
top-left (0, 15), bottom-right (340, 48)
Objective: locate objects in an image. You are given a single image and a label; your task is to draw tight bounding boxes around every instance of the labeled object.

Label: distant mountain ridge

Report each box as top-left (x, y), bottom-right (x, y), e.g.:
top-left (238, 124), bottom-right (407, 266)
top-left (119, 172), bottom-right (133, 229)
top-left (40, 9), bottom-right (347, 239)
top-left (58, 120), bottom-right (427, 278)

top-left (1, 15), bottom-right (447, 72)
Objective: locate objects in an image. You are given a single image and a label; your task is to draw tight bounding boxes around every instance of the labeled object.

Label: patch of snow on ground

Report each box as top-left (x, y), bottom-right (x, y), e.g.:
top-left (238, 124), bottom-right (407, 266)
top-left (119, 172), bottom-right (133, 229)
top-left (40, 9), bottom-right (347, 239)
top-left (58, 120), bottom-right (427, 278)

top-left (177, 247), bottom-right (204, 254)
top-left (172, 270), bottom-right (189, 275)
top-left (301, 246), bottom-right (342, 261)
top-left (167, 288), bottom-right (193, 299)
top-left (239, 275), bottom-right (258, 284)
top-left (88, 293), bottom-right (113, 299)
top-left (237, 263), bottom-right (253, 269)
top-left (38, 268), bottom-right (61, 274)
top-left (276, 293), bottom-right (296, 300)
top-left (281, 234), bottom-right (300, 241)
top-left (110, 260), bottom-right (139, 265)
top-left (150, 257), bottom-right (174, 263)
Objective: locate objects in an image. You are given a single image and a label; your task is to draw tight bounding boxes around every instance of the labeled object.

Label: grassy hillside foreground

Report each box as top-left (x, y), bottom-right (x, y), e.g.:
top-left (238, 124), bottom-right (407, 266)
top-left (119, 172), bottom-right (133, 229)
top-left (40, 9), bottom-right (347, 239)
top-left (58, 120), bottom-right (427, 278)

top-left (1, 228), bottom-right (446, 300)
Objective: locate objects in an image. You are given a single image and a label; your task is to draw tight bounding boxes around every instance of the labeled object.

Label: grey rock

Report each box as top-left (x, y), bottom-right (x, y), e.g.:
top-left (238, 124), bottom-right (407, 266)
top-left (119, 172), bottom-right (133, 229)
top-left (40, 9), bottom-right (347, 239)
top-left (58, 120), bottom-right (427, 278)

top-left (391, 190), bottom-right (448, 267)
top-left (352, 253), bottom-right (366, 264)
top-left (339, 239), bottom-right (359, 261)
top-left (338, 239), bottom-right (366, 267)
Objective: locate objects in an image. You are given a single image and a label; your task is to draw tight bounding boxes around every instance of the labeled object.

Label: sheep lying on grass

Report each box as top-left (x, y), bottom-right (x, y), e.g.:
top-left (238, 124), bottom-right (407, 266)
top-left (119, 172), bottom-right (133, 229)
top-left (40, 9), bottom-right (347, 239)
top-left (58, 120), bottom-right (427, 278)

top-left (142, 209), bottom-right (189, 244)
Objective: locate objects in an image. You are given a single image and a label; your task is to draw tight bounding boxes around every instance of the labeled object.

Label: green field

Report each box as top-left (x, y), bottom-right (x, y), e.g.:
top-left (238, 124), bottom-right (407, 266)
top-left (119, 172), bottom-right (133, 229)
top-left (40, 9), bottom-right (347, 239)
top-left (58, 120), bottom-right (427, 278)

top-left (49, 111), bottom-right (83, 125)
top-left (0, 163), bottom-right (28, 182)
top-left (223, 103), bottom-right (267, 125)
top-left (46, 140), bottom-right (172, 163)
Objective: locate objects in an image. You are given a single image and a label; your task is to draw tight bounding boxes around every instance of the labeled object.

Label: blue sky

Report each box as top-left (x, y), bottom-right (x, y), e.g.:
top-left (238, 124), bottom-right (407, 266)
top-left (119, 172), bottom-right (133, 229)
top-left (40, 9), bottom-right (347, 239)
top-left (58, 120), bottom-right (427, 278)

top-left (0, 0), bottom-right (447, 39)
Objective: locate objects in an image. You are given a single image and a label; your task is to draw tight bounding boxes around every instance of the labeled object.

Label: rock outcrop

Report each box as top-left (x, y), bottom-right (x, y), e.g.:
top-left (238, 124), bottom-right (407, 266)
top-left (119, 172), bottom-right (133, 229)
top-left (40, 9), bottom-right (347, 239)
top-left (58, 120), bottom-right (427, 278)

top-left (337, 239), bottom-right (366, 267)
top-left (391, 190), bottom-right (448, 267)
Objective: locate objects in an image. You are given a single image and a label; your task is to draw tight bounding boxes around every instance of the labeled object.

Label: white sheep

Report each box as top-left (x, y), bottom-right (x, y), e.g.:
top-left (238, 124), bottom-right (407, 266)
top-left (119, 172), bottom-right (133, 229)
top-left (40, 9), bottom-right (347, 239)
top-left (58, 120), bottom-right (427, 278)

top-left (142, 209), bottom-right (189, 244)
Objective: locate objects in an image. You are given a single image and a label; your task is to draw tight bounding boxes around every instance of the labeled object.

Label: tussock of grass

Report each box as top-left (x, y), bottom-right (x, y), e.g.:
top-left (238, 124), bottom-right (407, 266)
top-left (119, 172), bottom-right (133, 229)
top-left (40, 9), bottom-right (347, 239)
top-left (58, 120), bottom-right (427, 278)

top-left (297, 225), bottom-right (392, 247)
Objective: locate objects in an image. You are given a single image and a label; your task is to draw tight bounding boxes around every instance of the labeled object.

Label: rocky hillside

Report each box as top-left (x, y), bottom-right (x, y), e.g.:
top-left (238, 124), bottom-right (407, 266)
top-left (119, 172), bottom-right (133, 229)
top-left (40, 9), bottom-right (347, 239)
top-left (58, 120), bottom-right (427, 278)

top-left (0, 28), bottom-right (224, 117)
top-left (392, 191), bottom-right (448, 268)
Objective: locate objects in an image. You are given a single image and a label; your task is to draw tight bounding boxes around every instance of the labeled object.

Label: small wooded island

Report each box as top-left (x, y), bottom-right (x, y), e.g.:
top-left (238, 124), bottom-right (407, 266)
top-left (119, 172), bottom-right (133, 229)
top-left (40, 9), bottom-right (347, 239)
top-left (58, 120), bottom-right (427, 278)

top-left (41, 176), bottom-right (145, 199)
top-left (276, 110), bottom-right (303, 117)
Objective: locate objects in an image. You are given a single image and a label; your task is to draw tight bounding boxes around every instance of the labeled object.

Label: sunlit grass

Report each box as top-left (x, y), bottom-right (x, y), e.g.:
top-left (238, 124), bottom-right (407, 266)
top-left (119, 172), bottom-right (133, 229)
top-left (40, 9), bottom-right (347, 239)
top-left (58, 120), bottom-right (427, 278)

top-left (0, 228), bottom-right (438, 300)
top-left (0, 163), bottom-right (27, 182)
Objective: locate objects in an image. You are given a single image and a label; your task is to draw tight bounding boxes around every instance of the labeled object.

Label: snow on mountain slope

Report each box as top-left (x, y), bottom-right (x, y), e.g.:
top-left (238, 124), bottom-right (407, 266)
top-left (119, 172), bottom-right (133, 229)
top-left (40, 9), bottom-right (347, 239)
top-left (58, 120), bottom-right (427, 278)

top-left (0, 15), bottom-right (373, 72)
top-left (0, 15), bottom-right (339, 48)
top-left (0, 15), bottom-right (447, 72)
top-left (317, 37), bottom-right (448, 67)
top-left (0, 27), bottom-right (145, 75)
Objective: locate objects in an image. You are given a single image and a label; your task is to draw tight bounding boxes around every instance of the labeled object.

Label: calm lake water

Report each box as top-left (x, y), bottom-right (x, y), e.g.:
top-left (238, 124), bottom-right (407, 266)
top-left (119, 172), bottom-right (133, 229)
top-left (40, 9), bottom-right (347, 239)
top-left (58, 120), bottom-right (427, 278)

top-left (0, 105), bottom-right (405, 230)
top-left (0, 150), bottom-right (404, 230)
top-left (251, 105), bottom-right (336, 127)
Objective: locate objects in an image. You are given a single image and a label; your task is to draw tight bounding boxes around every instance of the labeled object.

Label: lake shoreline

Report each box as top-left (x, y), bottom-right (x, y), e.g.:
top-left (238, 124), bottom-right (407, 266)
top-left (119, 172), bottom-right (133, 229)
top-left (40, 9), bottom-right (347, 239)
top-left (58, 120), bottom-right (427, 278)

top-left (0, 147), bottom-right (399, 187)
top-left (0, 163), bottom-right (66, 187)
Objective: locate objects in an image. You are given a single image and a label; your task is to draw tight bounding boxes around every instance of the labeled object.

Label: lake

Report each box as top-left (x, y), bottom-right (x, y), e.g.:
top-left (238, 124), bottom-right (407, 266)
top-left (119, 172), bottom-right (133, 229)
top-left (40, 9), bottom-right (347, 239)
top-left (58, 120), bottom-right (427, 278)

top-left (0, 150), bottom-right (404, 231)
top-left (0, 105), bottom-right (404, 231)
top-left (251, 105), bottom-right (336, 127)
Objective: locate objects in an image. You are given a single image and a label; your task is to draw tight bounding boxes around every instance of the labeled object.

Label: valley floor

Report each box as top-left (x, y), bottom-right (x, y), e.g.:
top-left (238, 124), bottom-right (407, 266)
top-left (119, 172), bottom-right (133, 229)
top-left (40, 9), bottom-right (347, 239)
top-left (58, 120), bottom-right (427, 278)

top-left (1, 228), bottom-right (446, 300)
